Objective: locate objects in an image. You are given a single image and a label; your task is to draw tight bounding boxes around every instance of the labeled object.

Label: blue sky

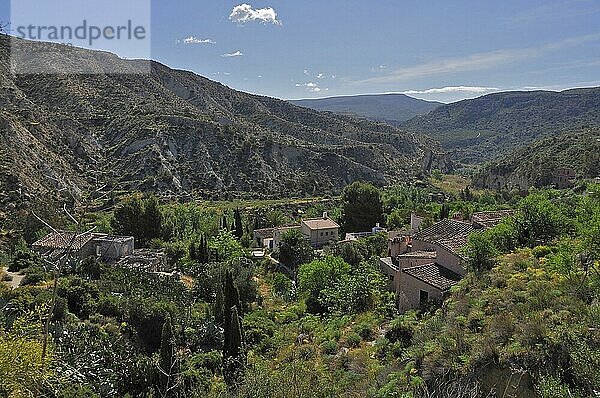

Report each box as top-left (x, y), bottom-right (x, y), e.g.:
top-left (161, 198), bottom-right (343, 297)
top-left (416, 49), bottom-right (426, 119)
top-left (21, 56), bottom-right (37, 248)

top-left (2, 0), bottom-right (600, 102)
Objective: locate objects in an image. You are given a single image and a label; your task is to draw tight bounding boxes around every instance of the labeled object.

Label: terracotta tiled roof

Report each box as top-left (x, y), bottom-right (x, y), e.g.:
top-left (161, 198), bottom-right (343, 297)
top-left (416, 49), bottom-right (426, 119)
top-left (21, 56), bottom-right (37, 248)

top-left (398, 250), bottom-right (437, 259)
top-left (32, 231), bottom-right (94, 251)
top-left (253, 228), bottom-right (275, 239)
top-left (402, 262), bottom-right (462, 291)
top-left (471, 210), bottom-right (514, 229)
top-left (301, 218), bottom-right (340, 230)
top-left (413, 219), bottom-right (475, 254)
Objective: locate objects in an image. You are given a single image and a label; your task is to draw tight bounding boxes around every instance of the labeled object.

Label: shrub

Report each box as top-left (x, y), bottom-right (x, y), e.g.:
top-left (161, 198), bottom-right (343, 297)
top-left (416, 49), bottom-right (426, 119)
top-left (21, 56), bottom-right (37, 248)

top-left (321, 340), bottom-right (338, 355)
top-left (532, 245), bottom-right (552, 259)
top-left (354, 322), bottom-right (373, 341)
top-left (345, 332), bottom-right (361, 348)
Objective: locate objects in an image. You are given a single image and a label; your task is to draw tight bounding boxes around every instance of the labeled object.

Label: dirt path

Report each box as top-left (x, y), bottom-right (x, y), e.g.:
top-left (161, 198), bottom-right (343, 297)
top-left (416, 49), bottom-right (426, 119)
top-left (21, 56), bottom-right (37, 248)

top-left (1, 267), bottom-right (24, 288)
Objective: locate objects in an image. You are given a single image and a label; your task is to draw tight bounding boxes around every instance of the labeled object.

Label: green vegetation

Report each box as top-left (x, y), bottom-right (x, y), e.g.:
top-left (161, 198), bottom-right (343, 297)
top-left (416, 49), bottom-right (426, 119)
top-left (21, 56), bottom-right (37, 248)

top-left (341, 181), bottom-right (384, 232)
top-left (1, 183), bottom-right (599, 397)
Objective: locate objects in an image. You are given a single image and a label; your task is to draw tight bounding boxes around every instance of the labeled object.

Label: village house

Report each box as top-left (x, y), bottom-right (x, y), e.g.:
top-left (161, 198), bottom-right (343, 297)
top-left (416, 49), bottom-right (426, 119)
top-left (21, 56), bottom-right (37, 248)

top-left (300, 213), bottom-right (340, 248)
top-left (32, 231), bottom-right (134, 263)
top-left (32, 230), bottom-right (169, 273)
top-left (553, 166), bottom-right (576, 189)
top-left (253, 227), bottom-right (275, 250)
top-left (253, 213), bottom-right (340, 250)
top-left (380, 210), bottom-right (513, 312)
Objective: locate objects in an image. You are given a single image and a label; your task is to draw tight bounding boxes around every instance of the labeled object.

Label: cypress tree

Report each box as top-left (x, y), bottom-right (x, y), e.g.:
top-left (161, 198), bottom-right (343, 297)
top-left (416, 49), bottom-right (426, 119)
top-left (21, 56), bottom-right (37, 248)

top-left (233, 208), bottom-right (244, 239)
top-left (221, 214), bottom-right (229, 231)
top-left (440, 203), bottom-right (450, 220)
top-left (190, 234), bottom-right (209, 264)
top-left (224, 305), bottom-right (244, 359)
top-left (201, 234), bottom-right (208, 263)
top-left (216, 269), bottom-right (246, 387)
top-left (159, 316), bottom-right (178, 395)
top-left (223, 270), bottom-right (241, 323)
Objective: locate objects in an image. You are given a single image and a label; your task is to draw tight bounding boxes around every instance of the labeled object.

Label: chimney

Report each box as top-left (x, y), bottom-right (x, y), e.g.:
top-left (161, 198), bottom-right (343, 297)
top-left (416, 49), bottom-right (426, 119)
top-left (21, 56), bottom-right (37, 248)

top-left (323, 211), bottom-right (328, 219)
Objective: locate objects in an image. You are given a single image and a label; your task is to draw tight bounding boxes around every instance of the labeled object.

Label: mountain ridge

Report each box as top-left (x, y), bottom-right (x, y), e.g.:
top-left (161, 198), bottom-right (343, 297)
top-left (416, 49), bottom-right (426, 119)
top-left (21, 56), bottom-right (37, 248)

top-left (401, 87), bottom-right (600, 164)
top-left (290, 93), bottom-right (442, 124)
top-left (0, 34), bottom-right (450, 214)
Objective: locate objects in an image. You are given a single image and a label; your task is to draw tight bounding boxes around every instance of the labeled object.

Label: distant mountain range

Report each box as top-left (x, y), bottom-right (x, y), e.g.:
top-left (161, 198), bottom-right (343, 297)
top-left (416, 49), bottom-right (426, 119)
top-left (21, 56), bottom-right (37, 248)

top-left (0, 35), bottom-right (450, 213)
top-left (402, 87), bottom-right (600, 164)
top-left (290, 94), bottom-right (442, 124)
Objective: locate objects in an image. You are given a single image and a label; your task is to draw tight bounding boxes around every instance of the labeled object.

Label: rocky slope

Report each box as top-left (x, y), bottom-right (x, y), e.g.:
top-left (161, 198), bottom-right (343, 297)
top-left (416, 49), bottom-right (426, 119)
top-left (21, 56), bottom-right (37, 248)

top-left (0, 34), bottom-right (447, 212)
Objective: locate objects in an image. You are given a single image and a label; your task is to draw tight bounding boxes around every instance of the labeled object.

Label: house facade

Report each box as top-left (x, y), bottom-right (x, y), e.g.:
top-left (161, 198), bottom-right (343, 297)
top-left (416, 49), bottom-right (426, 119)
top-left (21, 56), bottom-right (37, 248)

top-left (301, 215), bottom-right (340, 248)
top-left (380, 211), bottom-right (513, 312)
top-left (253, 227), bottom-right (275, 250)
top-left (254, 213), bottom-right (340, 250)
top-left (32, 231), bottom-right (134, 263)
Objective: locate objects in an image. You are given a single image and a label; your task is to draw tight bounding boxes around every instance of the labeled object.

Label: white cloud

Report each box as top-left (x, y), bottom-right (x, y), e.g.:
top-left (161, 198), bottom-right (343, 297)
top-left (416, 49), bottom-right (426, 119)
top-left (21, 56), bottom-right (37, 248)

top-left (229, 4), bottom-right (281, 25)
top-left (296, 82), bottom-right (322, 92)
top-left (222, 50), bottom-right (244, 57)
top-left (401, 86), bottom-right (500, 95)
top-left (303, 69), bottom-right (309, 75)
top-left (182, 36), bottom-right (215, 45)
top-left (316, 73), bottom-right (325, 79)
top-left (355, 34), bottom-right (600, 85)
top-left (331, 75), bottom-right (336, 79)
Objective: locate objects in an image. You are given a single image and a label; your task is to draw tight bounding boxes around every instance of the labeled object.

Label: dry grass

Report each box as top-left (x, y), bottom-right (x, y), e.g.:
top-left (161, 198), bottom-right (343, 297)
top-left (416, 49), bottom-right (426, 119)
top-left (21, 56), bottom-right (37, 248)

top-left (430, 174), bottom-right (470, 195)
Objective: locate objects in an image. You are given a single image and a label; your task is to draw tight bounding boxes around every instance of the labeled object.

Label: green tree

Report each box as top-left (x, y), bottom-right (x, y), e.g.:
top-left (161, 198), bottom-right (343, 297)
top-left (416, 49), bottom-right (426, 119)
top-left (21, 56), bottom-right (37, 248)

top-left (277, 229), bottom-right (313, 278)
top-left (386, 208), bottom-right (409, 231)
top-left (208, 230), bottom-right (245, 262)
top-left (233, 208), bottom-right (244, 240)
top-left (341, 181), bottom-right (384, 232)
top-left (513, 192), bottom-right (568, 246)
top-left (464, 231), bottom-right (500, 274)
top-left (265, 210), bottom-right (287, 228)
top-left (143, 195), bottom-right (163, 245)
top-left (221, 271), bottom-right (246, 387)
top-left (111, 195), bottom-right (163, 247)
top-left (298, 256), bottom-right (350, 313)
top-left (112, 195), bottom-right (144, 243)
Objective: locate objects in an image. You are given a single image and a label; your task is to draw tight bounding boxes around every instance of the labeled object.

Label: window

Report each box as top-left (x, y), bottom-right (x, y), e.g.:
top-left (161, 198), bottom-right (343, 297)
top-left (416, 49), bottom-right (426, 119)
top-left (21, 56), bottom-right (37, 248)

top-left (389, 275), bottom-right (394, 281)
top-left (419, 290), bottom-right (429, 305)
top-left (320, 232), bottom-right (324, 237)
top-left (325, 231), bottom-right (329, 236)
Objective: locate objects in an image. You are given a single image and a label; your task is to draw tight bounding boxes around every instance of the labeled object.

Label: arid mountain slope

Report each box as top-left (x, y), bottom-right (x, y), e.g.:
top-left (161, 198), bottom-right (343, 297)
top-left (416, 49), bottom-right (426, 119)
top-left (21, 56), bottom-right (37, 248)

top-left (0, 35), bottom-right (447, 211)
